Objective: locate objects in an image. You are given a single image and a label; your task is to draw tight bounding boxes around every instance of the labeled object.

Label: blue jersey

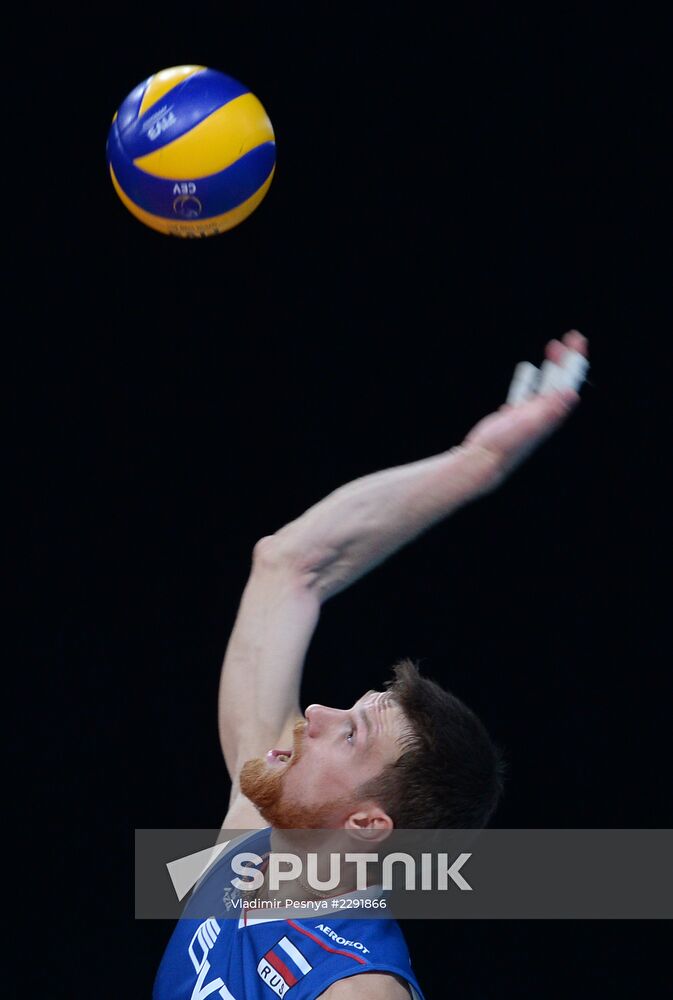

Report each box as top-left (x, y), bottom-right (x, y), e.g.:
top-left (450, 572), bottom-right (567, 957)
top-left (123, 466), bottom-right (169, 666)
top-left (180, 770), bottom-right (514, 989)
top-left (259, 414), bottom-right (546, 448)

top-left (153, 828), bottom-right (425, 1000)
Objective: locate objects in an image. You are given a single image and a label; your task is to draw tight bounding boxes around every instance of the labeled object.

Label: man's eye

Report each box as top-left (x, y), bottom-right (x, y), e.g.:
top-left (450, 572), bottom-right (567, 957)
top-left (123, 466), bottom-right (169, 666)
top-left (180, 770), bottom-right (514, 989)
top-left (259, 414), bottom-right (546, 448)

top-left (346, 731), bottom-right (354, 743)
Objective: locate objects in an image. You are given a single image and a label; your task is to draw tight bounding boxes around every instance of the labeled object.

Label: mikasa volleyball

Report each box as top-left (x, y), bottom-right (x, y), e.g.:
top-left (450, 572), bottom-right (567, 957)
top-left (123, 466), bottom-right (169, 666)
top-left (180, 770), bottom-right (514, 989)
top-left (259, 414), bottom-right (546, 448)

top-left (106, 65), bottom-right (276, 237)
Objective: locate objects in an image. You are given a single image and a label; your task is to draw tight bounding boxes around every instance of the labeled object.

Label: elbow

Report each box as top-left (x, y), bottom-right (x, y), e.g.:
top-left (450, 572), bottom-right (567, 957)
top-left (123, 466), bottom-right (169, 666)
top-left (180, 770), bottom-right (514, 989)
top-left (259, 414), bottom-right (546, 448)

top-left (251, 534), bottom-right (283, 568)
top-left (251, 532), bottom-right (296, 570)
top-left (251, 532), bottom-right (322, 584)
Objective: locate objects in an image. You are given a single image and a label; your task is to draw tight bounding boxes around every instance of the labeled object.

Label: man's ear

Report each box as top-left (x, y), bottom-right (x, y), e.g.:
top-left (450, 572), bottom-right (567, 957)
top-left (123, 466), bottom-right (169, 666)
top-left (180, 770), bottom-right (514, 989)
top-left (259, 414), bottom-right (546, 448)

top-left (344, 804), bottom-right (394, 844)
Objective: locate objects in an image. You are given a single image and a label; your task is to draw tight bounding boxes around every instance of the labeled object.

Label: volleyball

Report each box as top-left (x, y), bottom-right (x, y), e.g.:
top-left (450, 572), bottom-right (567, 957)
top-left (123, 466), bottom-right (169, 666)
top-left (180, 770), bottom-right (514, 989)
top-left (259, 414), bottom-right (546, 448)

top-left (106, 65), bottom-right (276, 237)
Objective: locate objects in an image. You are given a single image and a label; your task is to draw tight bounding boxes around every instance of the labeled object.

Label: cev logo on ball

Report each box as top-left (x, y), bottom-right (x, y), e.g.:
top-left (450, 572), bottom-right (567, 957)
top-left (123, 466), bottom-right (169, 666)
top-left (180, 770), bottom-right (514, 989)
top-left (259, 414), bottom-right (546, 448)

top-left (173, 195), bottom-right (202, 219)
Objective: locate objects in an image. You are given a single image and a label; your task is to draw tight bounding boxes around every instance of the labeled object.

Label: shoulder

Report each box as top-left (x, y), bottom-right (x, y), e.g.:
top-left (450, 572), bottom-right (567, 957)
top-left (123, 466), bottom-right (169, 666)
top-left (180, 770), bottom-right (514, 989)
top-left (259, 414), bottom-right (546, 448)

top-left (318, 972), bottom-right (412, 998)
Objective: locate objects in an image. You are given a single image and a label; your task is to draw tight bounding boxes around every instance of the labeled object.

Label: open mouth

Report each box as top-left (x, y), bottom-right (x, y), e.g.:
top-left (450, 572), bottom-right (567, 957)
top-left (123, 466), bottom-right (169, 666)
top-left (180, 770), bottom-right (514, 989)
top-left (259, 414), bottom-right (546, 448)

top-left (265, 748), bottom-right (293, 765)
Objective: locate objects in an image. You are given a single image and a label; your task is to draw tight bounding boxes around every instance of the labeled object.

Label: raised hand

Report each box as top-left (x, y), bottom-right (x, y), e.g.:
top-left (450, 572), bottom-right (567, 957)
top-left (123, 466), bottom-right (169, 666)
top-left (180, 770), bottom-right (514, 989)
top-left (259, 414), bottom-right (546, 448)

top-left (464, 330), bottom-right (589, 481)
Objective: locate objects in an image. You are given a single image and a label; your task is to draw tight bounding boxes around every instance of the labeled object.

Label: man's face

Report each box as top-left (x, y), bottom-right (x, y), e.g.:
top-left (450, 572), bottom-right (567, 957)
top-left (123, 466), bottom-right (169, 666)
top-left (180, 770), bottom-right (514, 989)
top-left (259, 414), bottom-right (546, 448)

top-left (239, 690), bottom-right (411, 828)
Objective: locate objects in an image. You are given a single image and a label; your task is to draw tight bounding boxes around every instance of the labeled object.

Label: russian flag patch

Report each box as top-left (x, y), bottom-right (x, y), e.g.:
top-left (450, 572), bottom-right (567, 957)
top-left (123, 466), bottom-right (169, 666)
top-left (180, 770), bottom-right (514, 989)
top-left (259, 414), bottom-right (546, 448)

top-left (257, 935), bottom-right (313, 996)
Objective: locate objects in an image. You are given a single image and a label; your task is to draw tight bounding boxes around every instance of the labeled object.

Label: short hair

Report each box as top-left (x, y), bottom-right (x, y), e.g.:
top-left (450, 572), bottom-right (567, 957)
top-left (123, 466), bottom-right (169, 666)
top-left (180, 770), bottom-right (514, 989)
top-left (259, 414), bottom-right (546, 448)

top-left (357, 659), bottom-right (506, 829)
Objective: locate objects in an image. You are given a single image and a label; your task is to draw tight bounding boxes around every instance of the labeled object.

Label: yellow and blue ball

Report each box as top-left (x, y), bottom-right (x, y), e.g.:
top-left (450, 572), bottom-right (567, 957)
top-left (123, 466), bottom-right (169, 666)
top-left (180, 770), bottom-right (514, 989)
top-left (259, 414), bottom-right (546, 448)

top-left (106, 65), bottom-right (275, 237)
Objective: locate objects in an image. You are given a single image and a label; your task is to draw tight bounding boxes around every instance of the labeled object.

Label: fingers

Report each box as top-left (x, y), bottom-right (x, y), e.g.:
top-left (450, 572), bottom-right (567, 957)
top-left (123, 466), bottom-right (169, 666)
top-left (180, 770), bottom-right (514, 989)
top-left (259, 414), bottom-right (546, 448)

top-left (563, 329), bottom-right (588, 355)
top-left (544, 338), bottom-right (566, 365)
top-left (507, 331), bottom-right (589, 406)
top-left (544, 331), bottom-right (588, 362)
top-left (506, 361), bottom-right (539, 405)
top-left (558, 348), bottom-right (589, 392)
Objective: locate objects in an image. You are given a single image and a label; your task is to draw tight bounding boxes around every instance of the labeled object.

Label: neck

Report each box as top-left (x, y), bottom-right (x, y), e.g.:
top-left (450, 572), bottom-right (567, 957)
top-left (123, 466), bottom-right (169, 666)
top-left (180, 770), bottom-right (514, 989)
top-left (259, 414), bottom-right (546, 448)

top-left (252, 828), bottom-right (381, 903)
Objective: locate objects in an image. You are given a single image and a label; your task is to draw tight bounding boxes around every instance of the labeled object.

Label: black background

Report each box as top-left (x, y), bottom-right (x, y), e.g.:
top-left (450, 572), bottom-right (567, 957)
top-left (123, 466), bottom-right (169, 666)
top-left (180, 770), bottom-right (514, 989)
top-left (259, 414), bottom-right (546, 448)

top-left (10, 3), bottom-right (671, 997)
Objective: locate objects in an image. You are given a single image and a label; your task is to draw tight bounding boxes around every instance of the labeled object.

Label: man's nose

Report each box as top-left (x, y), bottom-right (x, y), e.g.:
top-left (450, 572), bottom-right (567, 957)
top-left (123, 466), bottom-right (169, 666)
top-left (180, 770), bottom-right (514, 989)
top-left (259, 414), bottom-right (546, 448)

top-left (304, 704), bottom-right (344, 737)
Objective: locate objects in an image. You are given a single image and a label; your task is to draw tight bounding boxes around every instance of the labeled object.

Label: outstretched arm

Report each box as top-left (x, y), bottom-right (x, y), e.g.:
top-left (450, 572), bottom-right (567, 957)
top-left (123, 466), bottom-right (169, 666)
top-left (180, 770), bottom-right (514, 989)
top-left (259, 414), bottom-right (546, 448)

top-left (219, 332), bottom-right (588, 826)
top-left (269, 331), bottom-right (588, 602)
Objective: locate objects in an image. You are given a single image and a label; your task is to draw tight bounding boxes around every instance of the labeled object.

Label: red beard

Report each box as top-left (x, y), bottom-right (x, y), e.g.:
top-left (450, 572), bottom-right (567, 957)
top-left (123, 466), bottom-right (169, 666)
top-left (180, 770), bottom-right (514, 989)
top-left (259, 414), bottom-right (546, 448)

top-left (239, 720), bottom-right (346, 829)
